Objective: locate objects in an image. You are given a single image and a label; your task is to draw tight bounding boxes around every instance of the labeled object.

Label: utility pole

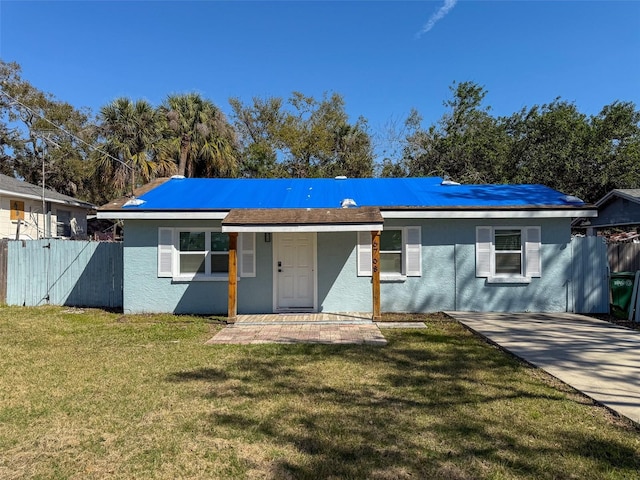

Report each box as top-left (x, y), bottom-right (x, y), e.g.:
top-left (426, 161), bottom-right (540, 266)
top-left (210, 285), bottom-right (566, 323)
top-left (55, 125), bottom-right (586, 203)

top-left (40, 132), bottom-right (60, 239)
top-left (42, 147), bottom-right (46, 237)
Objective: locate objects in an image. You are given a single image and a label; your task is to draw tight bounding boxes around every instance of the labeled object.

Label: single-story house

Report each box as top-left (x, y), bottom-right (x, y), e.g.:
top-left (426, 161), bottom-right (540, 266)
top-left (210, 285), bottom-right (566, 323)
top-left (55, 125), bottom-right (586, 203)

top-left (97, 176), bottom-right (597, 317)
top-left (573, 189), bottom-right (640, 237)
top-left (0, 173), bottom-right (95, 240)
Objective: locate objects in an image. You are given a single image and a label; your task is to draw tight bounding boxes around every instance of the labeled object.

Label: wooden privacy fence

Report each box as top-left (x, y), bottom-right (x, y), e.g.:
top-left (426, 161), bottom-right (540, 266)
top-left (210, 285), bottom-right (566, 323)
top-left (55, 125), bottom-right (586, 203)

top-left (571, 236), bottom-right (609, 314)
top-left (4, 239), bottom-right (123, 308)
top-left (608, 242), bottom-right (640, 272)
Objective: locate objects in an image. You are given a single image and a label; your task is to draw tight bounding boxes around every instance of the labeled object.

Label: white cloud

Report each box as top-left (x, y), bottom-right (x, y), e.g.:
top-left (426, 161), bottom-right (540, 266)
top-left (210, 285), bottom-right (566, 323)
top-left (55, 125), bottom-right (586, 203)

top-left (416, 0), bottom-right (458, 38)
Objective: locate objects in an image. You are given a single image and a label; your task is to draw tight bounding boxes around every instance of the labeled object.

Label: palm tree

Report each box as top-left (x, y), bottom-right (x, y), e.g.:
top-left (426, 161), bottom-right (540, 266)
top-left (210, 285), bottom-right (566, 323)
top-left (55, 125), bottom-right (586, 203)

top-left (159, 93), bottom-right (238, 177)
top-left (96, 98), bottom-right (174, 195)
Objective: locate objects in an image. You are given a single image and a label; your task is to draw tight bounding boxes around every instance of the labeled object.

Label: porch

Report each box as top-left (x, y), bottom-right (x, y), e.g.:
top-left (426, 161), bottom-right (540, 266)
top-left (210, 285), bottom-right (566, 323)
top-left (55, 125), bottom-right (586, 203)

top-left (222, 207), bottom-right (385, 321)
top-left (206, 314), bottom-right (387, 345)
top-left (206, 312), bottom-right (430, 345)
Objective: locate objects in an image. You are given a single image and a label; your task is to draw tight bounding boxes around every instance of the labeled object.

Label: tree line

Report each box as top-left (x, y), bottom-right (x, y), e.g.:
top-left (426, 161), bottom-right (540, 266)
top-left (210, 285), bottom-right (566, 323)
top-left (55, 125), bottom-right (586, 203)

top-left (382, 82), bottom-right (640, 203)
top-left (1, 60), bottom-right (639, 205)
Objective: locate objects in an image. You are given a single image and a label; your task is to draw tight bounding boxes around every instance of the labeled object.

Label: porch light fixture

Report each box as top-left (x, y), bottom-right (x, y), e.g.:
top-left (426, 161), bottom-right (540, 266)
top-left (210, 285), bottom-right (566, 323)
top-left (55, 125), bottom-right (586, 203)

top-left (264, 232), bottom-right (272, 242)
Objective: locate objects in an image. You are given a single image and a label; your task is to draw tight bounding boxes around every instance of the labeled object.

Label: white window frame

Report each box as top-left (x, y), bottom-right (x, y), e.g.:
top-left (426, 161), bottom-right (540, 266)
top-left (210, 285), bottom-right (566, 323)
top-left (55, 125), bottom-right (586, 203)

top-left (175, 229), bottom-right (229, 281)
top-left (476, 226), bottom-right (541, 284)
top-left (357, 226), bottom-right (421, 280)
top-left (209, 231), bottom-right (232, 275)
top-left (380, 228), bottom-right (404, 278)
top-left (157, 228), bottom-right (256, 282)
top-left (493, 228), bottom-right (523, 277)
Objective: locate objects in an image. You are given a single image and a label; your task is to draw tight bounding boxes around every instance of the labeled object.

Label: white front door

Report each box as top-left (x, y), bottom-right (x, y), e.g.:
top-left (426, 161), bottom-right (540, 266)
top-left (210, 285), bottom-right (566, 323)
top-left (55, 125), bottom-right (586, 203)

top-left (274, 232), bottom-right (316, 311)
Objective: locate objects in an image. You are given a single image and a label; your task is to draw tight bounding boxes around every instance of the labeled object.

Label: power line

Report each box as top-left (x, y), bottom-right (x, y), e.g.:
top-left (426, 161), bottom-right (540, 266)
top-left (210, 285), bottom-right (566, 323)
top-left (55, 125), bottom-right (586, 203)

top-left (0, 88), bottom-right (132, 171)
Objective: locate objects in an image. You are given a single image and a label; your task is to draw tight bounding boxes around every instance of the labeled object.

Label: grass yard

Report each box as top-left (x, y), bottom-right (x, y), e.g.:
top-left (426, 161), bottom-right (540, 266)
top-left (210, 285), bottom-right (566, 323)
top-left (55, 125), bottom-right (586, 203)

top-left (0, 307), bottom-right (638, 479)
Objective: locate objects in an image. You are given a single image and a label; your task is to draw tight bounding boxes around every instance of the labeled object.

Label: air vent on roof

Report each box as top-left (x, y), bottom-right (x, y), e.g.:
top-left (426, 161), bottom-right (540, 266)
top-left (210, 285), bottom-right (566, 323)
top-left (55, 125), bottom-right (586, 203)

top-left (124, 198), bottom-right (146, 207)
top-left (441, 176), bottom-right (460, 186)
top-left (561, 195), bottom-right (584, 204)
top-left (341, 198), bottom-right (357, 208)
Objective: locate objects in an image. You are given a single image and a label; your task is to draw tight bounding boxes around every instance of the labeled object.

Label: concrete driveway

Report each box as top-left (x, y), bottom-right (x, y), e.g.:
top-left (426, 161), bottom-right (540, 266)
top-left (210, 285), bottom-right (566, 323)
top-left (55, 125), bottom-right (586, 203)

top-left (448, 312), bottom-right (640, 426)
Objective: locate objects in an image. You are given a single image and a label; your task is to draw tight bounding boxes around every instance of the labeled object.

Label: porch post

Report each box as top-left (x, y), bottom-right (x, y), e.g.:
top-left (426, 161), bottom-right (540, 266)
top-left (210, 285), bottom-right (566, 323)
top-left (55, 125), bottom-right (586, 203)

top-left (228, 232), bottom-right (238, 322)
top-left (372, 230), bottom-right (381, 320)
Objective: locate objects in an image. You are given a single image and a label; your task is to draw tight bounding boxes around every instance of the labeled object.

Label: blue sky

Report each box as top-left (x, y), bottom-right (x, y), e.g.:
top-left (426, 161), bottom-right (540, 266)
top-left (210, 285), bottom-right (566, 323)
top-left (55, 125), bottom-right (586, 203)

top-left (1, 0), bottom-right (639, 138)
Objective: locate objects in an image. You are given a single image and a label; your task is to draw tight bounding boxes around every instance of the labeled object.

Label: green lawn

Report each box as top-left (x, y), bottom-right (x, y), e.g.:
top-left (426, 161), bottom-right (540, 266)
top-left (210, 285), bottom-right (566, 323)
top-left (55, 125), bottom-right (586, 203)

top-left (0, 306), bottom-right (638, 479)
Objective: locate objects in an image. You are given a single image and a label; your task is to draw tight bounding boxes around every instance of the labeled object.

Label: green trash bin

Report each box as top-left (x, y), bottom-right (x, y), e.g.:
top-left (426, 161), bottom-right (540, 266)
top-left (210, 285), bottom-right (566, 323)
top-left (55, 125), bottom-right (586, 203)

top-left (610, 272), bottom-right (637, 319)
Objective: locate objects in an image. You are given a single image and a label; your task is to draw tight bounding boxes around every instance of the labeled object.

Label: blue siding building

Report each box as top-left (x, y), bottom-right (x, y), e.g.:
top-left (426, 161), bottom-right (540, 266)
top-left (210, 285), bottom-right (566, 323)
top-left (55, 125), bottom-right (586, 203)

top-left (98, 177), bottom-right (596, 316)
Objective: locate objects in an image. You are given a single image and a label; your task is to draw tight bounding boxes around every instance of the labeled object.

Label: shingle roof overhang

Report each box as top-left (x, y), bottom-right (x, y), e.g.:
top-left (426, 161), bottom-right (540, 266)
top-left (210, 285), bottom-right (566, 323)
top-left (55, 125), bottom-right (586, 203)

top-left (221, 207), bottom-right (384, 232)
top-left (595, 189), bottom-right (640, 208)
top-left (0, 173), bottom-right (95, 210)
top-left (98, 177), bottom-right (171, 210)
top-left (381, 206), bottom-right (598, 219)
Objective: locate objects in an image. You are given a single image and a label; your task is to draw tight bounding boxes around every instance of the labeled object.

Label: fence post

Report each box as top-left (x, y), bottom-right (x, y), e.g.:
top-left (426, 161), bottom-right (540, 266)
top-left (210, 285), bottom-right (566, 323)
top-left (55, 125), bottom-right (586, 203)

top-left (0, 239), bottom-right (7, 304)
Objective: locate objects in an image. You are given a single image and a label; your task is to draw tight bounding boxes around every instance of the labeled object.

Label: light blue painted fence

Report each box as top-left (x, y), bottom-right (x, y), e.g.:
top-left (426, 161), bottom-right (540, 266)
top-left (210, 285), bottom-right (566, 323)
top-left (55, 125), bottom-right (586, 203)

top-left (571, 236), bottom-right (609, 314)
top-left (7, 239), bottom-right (123, 308)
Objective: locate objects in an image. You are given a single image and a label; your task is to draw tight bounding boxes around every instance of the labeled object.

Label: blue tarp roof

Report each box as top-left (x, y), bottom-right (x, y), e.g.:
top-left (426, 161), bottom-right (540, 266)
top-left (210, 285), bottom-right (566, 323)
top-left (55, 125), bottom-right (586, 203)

top-left (123, 177), bottom-right (584, 210)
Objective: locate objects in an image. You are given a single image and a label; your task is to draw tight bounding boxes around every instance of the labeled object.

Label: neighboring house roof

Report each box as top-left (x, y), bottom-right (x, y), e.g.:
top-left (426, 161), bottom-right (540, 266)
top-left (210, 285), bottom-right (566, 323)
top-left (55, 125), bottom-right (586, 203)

top-left (572, 188), bottom-right (640, 229)
top-left (595, 189), bottom-right (640, 207)
top-left (0, 174), bottom-right (95, 210)
top-left (98, 176), bottom-right (597, 220)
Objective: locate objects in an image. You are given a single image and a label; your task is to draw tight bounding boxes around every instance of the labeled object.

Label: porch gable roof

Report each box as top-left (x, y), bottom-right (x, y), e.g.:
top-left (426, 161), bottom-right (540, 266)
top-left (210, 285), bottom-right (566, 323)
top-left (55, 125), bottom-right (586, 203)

top-left (221, 207), bottom-right (384, 232)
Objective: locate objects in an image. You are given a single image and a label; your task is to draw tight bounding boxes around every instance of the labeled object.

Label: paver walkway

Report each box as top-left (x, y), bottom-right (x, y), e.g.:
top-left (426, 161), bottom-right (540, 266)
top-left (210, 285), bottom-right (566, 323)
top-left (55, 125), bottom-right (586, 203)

top-left (448, 312), bottom-right (640, 425)
top-left (206, 323), bottom-right (387, 345)
top-left (234, 312), bottom-right (372, 325)
top-left (207, 313), bottom-right (428, 345)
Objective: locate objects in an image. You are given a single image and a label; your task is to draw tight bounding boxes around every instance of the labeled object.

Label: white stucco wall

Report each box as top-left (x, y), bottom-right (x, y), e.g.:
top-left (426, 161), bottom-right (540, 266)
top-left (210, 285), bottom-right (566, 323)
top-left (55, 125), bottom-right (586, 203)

top-left (0, 195), bottom-right (88, 239)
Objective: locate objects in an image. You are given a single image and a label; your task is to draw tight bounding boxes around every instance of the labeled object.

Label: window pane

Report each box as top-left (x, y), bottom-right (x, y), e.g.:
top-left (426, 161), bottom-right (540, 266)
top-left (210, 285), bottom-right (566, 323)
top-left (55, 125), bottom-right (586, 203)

top-left (180, 254), bottom-right (205, 274)
top-left (57, 210), bottom-right (71, 237)
top-left (179, 232), bottom-right (205, 251)
top-left (381, 230), bottom-right (402, 251)
top-left (495, 230), bottom-right (521, 251)
top-left (211, 253), bottom-right (229, 273)
top-left (211, 232), bottom-right (229, 252)
top-left (380, 253), bottom-right (402, 274)
top-left (495, 252), bottom-right (521, 275)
